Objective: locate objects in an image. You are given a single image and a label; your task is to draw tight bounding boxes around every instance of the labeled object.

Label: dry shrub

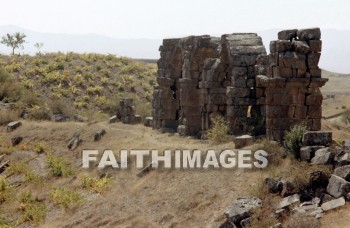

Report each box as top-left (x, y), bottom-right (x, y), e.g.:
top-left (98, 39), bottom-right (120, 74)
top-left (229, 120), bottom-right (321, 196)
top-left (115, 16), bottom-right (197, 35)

top-left (0, 68), bottom-right (21, 102)
top-left (254, 138), bottom-right (285, 166)
top-left (250, 195), bottom-right (279, 228)
top-left (207, 115), bottom-right (230, 144)
top-left (0, 109), bottom-right (19, 125)
top-left (48, 99), bottom-right (74, 117)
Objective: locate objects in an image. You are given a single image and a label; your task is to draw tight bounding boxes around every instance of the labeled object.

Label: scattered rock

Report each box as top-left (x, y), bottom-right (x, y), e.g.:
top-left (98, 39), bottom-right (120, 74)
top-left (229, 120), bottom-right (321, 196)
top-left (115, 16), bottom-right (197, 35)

top-left (321, 194), bottom-right (334, 204)
top-left (264, 178), bottom-right (283, 194)
top-left (300, 146), bottom-right (325, 162)
top-left (281, 180), bottom-right (297, 197)
top-left (7, 121), bottom-right (22, 131)
top-left (275, 208), bottom-right (287, 220)
top-left (68, 134), bottom-right (81, 150)
top-left (277, 194), bottom-right (300, 209)
top-left (302, 131), bottom-right (332, 147)
top-left (310, 148), bottom-right (333, 165)
top-left (224, 196), bottom-right (262, 224)
top-left (240, 217), bottom-right (251, 228)
top-left (321, 197), bottom-right (345, 211)
top-left (109, 115), bottom-right (118, 124)
top-left (94, 129), bottom-right (106, 142)
top-left (177, 125), bottom-right (187, 136)
top-left (11, 136), bottom-right (23, 146)
top-left (326, 174), bottom-right (350, 198)
top-left (51, 114), bottom-right (69, 122)
top-left (0, 160), bottom-right (10, 174)
top-left (309, 171), bottom-right (329, 189)
top-left (233, 135), bottom-right (254, 149)
top-left (144, 117), bottom-right (153, 127)
top-left (334, 165), bottom-right (350, 182)
top-left (74, 114), bottom-right (87, 122)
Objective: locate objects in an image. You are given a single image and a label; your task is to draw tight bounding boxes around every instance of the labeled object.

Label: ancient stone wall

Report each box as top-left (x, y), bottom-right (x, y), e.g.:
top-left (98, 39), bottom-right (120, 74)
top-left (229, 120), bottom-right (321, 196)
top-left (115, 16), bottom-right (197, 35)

top-left (257, 28), bottom-right (328, 141)
top-left (153, 28), bottom-right (328, 141)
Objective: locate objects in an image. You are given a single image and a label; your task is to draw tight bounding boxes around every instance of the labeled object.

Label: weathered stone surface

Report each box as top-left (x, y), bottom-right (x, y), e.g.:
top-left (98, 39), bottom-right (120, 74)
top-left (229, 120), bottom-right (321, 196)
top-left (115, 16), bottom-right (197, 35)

top-left (233, 135), bottom-right (254, 149)
top-left (144, 117), bottom-right (153, 127)
top-left (302, 131), bottom-right (332, 146)
top-left (310, 147), bottom-right (333, 165)
top-left (278, 29), bottom-right (298, 40)
top-left (275, 40), bottom-right (292, 52)
top-left (300, 146), bottom-right (324, 161)
top-left (94, 129), bottom-right (106, 142)
top-left (321, 197), bottom-right (345, 211)
top-left (224, 196), bottom-right (262, 223)
top-left (292, 40), bottom-right (310, 53)
top-left (327, 174), bottom-right (350, 198)
top-left (277, 194), bottom-right (300, 209)
top-left (68, 134), bottom-right (81, 150)
top-left (297, 28), bottom-right (321, 41)
top-left (177, 125), bottom-right (187, 136)
top-left (7, 121), bottom-right (22, 131)
top-left (334, 165), bottom-right (350, 182)
top-left (309, 40), bottom-right (322, 52)
top-left (109, 115), bottom-right (118, 124)
top-left (11, 136), bottom-right (23, 146)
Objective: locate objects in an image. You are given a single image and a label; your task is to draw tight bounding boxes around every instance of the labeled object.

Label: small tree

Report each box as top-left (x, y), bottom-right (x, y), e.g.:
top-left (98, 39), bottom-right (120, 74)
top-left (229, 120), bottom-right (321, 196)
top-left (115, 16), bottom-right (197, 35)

top-left (34, 42), bottom-right (44, 55)
top-left (1, 32), bottom-right (26, 55)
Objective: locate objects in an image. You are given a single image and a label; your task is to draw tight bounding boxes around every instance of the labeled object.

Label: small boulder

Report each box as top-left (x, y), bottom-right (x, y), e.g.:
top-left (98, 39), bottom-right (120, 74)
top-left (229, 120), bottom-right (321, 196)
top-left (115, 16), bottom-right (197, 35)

top-left (109, 115), bottom-right (118, 124)
top-left (68, 134), bottom-right (81, 150)
top-left (144, 117), bottom-right (153, 127)
top-left (233, 135), bottom-right (254, 149)
top-left (94, 129), bottom-right (106, 142)
top-left (310, 148), bottom-right (333, 165)
top-left (224, 196), bottom-right (262, 224)
top-left (51, 114), bottom-right (69, 122)
top-left (7, 121), bottom-right (22, 131)
top-left (334, 165), bottom-right (350, 182)
top-left (321, 197), bottom-right (345, 211)
top-left (277, 194), bottom-right (300, 209)
top-left (11, 136), bottom-right (23, 146)
top-left (326, 174), bottom-right (350, 198)
top-left (177, 125), bottom-right (187, 136)
top-left (299, 146), bottom-right (325, 162)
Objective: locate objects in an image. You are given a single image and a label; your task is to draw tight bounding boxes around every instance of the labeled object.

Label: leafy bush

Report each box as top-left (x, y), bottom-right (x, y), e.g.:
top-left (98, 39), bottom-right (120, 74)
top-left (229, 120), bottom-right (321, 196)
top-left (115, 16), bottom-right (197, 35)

top-left (48, 99), bottom-right (74, 117)
top-left (206, 115), bottom-right (230, 144)
top-left (284, 122), bottom-right (307, 158)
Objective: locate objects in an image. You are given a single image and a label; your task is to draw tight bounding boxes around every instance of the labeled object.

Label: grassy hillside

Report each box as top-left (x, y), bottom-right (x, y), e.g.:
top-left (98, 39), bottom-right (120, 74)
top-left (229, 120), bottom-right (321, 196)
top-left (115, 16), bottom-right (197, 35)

top-left (0, 53), bottom-right (156, 121)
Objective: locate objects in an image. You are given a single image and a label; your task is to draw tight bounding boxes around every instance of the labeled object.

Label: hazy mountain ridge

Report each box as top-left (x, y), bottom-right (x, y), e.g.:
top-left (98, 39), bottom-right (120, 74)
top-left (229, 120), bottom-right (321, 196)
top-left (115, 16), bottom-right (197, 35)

top-left (0, 25), bottom-right (349, 73)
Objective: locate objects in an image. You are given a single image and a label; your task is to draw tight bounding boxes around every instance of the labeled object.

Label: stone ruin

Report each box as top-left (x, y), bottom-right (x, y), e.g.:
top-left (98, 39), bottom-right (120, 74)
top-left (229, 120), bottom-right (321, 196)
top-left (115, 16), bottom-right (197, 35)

top-left (117, 98), bottom-right (142, 124)
top-left (152, 28), bottom-right (328, 141)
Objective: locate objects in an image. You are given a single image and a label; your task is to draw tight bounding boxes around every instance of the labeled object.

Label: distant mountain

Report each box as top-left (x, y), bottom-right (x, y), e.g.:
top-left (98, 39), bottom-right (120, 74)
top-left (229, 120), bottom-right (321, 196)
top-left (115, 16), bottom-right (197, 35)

top-left (0, 25), bottom-right (349, 73)
top-left (0, 25), bottom-right (162, 59)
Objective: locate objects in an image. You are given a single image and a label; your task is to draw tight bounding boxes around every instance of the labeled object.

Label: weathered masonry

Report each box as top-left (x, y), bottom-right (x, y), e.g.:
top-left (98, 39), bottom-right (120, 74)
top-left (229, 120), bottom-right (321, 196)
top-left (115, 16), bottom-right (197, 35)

top-left (152, 28), bottom-right (328, 141)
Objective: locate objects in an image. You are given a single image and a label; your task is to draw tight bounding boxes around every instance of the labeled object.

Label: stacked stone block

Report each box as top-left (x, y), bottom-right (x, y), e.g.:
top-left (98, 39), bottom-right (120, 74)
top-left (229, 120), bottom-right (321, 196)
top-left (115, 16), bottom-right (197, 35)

top-left (259, 28), bottom-right (328, 141)
top-left (223, 34), bottom-right (267, 135)
top-left (118, 98), bottom-right (141, 124)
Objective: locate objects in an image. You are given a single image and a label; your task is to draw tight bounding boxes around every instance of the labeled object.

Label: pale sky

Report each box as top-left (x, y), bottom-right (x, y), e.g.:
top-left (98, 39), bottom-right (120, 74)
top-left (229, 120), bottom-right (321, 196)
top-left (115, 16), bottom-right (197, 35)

top-left (0, 0), bottom-right (349, 38)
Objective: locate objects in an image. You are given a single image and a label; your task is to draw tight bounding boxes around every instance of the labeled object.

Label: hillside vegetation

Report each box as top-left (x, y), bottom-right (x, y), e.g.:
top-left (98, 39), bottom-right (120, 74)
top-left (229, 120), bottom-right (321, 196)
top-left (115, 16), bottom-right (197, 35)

top-left (0, 53), bottom-right (156, 121)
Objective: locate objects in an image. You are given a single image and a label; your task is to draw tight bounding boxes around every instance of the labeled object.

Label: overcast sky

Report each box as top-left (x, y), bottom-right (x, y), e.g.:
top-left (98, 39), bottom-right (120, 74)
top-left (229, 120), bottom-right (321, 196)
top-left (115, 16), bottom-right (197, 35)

top-left (0, 0), bottom-right (349, 38)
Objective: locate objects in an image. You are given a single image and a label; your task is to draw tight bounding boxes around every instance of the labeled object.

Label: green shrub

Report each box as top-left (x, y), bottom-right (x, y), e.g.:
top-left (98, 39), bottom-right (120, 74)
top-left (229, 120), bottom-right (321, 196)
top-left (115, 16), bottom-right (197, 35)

top-left (81, 176), bottom-right (111, 194)
top-left (206, 115), bottom-right (230, 144)
top-left (17, 191), bottom-right (46, 224)
top-left (47, 155), bottom-right (72, 177)
top-left (51, 188), bottom-right (83, 209)
top-left (0, 68), bottom-right (21, 102)
top-left (284, 122), bottom-right (308, 158)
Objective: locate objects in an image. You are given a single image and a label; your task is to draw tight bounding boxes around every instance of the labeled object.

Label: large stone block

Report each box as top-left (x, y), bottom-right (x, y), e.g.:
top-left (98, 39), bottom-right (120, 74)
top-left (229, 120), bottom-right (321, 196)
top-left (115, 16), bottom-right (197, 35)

top-left (279, 52), bottom-right (307, 69)
top-left (292, 40), bottom-right (310, 53)
top-left (226, 87), bottom-right (251, 98)
top-left (297, 28), bottom-right (321, 41)
top-left (309, 40), bottom-right (322, 52)
top-left (232, 54), bottom-right (259, 66)
top-left (307, 53), bottom-right (321, 69)
top-left (306, 94), bottom-right (323, 105)
top-left (302, 131), bottom-right (332, 146)
top-left (233, 135), bottom-right (254, 149)
top-left (275, 40), bottom-right (292, 52)
top-left (272, 66), bottom-right (293, 78)
top-left (307, 105), bottom-right (322, 118)
top-left (278, 29), bottom-right (298, 40)
top-left (326, 175), bottom-right (350, 198)
top-left (224, 196), bottom-right (262, 223)
top-left (321, 197), bottom-right (345, 211)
